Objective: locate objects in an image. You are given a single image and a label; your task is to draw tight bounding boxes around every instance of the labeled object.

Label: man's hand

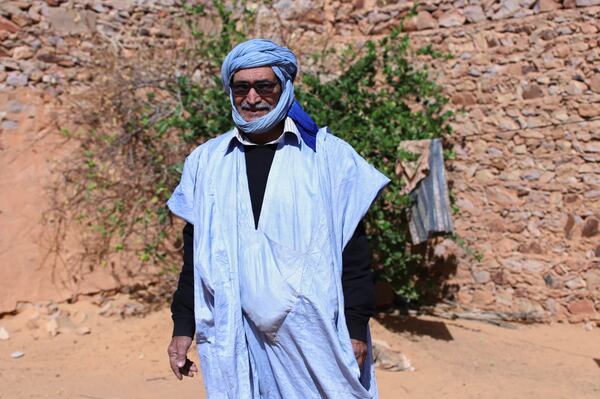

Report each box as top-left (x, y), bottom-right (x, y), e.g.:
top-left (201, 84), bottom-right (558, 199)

top-left (168, 336), bottom-right (198, 380)
top-left (351, 339), bottom-right (368, 370)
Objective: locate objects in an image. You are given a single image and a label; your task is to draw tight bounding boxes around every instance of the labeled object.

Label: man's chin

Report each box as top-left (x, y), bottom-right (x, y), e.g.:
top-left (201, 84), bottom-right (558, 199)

top-left (241, 111), bottom-right (269, 122)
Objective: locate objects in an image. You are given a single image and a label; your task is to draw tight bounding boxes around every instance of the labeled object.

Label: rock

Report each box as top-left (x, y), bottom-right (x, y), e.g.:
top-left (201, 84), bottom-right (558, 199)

top-left (110, 0), bottom-right (136, 10)
top-left (584, 269), bottom-right (600, 290)
top-left (514, 298), bottom-right (546, 319)
top-left (76, 326), bottom-right (91, 335)
top-left (492, 0), bottom-right (521, 20)
top-left (577, 104), bottom-right (600, 118)
top-left (518, 241), bottom-right (543, 254)
top-left (589, 74), bottom-right (600, 93)
top-left (0, 16), bottom-right (20, 33)
top-left (567, 299), bottom-right (596, 315)
top-left (6, 72), bottom-right (27, 86)
top-left (12, 46), bottom-right (34, 60)
top-left (472, 270), bottom-right (491, 284)
top-left (522, 83), bottom-right (544, 99)
top-left (523, 260), bottom-right (545, 274)
top-left (70, 310), bottom-right (87, 325)
top-left (543, 273), bottom-right (560, 288)
top-left (0, 326), bottom-right (9, 340)
top-left (372, 339), bottom-right (414, 372)
top-left (46, 318), bottom-right (59, 336)
top-left (583, 142), bottom-right (600, 153)
top-left (537, 0), bottom-right (561, 11)
top-left (7, 100), bottom-right (23, 114)
top-left (582, 217), bottom-right (599, 237)
top-left (438, 11), bottom-right (466, 27)
top-left (521, 169), bottom-right (541, 181)
top-left (90, 3), bottom-right (107, 13)
top-left (585, 191), bottom-right (600, 200)
top-left (416, 10), bottom-right (437, 30)
top-left (46, 0), bottom-right (67, 6)
top-left (28, 7), bottom-right (41, 23)
top-left (565, 277), bottom-right (586, 289)
top-left (487, 186), bottom-right (520, 206)
top-left (36, 50), bottom-right (62, 64)
top-left (464, 5), bottom-right (486, 23)
top-left (575, 0), bottom-right (600, 5)
top-left (2, 120), bottom-right (18, 129)
top-left (10, 351), bottom-right (24, 359)
top-left (1, 56), bottom-right (20, 70)
top-left (472, 289), bottom-right (495, 305)
top-left (29, 69), bottom-right (43, 82)
top-left (475, 169), bottom-right (495, 183)
top-left (47, 9), bottom-right (97, 35)
top-left (566, 80), bottom-right (588, 96)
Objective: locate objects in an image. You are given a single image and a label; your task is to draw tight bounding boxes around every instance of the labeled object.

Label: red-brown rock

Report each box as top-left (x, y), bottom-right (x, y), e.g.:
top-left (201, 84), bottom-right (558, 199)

top-left (567, 299), bottom-right (596, 315)
top-left (0, 16), bottom-right (20, 33)
top-left (581, 217), bottom-right (599, 237)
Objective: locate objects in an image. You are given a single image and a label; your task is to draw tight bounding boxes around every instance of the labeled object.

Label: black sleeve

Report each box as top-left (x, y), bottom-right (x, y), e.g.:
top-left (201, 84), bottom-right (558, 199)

top-left (342, 221), bottom-right (375, 343)
top-left (170, 222), bottom-right (196, 338)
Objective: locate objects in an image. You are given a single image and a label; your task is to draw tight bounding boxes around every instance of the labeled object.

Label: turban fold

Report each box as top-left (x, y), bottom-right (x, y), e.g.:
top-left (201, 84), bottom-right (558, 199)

top-left (221, 39), bottom-right (318, 149)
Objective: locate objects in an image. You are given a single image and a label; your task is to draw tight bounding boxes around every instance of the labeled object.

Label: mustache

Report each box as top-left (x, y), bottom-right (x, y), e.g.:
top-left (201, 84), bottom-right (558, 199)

top-left (241, 101), bottom-right (272, 112)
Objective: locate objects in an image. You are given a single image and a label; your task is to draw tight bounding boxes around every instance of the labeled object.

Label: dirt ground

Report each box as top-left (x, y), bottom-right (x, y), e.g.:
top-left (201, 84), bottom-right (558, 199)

top-left (0, 298), bottom-right (599, 399)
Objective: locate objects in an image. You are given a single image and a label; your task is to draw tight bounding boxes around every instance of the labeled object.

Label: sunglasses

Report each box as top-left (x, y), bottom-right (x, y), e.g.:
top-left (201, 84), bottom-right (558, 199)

top-left (230, 79), bottom-right (279, 96)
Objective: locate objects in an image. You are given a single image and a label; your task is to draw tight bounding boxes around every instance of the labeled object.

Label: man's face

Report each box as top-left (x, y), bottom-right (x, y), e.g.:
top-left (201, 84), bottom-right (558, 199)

top-left (231, 66), bottom-right (281, 122)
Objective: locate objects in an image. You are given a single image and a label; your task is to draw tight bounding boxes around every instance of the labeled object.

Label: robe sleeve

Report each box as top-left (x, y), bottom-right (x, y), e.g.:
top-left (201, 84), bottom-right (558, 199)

top-left (329, 137), bottom-right (391, 249)
top-left (167, 149), bottom-right (201, 225)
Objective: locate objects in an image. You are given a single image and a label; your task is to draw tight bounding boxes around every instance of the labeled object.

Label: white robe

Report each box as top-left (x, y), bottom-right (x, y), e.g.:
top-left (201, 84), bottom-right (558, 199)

top-left (167, 127), bottom-right (390, 398)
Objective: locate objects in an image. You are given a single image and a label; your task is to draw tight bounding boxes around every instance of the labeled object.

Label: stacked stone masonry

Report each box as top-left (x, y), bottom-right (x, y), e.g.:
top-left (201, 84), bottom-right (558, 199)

top-left (1, 0), bottom-right (599, 322)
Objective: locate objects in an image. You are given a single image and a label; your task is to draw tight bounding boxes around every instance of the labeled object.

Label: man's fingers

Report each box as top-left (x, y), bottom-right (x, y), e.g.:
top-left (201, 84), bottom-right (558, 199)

top-left (179, 359), bottom-right (197, 378)
top-left (168, 336), bottom-right (194, 380)
top-left (168, 341), bottom-right (184, 379)
top-left (175, 340), bottom-right (190, 368)
top-left (169, 355), bottom-right (183, 380)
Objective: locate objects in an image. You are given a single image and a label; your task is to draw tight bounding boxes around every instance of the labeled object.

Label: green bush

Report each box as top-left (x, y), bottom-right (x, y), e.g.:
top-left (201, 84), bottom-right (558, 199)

top-left (54, 0), bottom-right (454, 301)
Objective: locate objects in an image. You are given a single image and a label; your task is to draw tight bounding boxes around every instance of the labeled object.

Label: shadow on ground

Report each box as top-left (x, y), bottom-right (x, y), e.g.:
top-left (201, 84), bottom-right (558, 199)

top-left (376, 314), bottom-right (454, 341)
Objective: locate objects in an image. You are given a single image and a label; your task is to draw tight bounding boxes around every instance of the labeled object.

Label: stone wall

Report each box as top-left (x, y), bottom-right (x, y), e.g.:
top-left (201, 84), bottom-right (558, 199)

top-left (1, 0), bottom-right (599, 322)
top-left (253, 0), bottom-right (600, 323)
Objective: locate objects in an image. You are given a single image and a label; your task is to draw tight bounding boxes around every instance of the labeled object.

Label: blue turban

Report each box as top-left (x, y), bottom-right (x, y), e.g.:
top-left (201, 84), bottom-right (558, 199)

top-left (221, 39), bottom-right (318, 150)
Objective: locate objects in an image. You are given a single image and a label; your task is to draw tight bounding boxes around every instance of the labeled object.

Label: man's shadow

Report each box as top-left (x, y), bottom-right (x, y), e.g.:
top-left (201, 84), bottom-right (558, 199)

top-left (374, 237), bottom-right (459, 342)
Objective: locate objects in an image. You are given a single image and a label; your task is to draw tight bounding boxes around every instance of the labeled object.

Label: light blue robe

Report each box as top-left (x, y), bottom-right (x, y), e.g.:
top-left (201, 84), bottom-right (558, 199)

top-left (167, 127), bottom-right (390, 398)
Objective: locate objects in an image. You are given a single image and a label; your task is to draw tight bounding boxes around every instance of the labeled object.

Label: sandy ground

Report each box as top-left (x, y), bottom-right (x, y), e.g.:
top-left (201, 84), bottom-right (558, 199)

top-left (0, 298), bottom-right (599, 399)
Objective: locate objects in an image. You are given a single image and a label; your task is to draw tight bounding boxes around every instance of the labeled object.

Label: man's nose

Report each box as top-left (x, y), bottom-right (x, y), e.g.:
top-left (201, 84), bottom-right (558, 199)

top-left (246, 88), bottom-right (261, 104)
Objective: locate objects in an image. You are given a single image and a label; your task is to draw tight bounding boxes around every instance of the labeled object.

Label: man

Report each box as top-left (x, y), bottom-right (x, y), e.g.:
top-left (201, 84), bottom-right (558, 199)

top-left (166, 39), bottom-right (389, 398)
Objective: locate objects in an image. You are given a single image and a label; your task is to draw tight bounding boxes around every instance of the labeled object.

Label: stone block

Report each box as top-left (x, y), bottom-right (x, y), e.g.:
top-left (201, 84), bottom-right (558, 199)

top-left (464, 5), bottom-right (486, 23)
top-left (575, 0), bottom-right (600, 5)
top-left (0, 16), bottom-right (20, 33)
top-left (472, 270), bottom-right (491, 284)
top-left (416, 10), bottom-right (438, 30)
top-left (47, 9), bottom-right (97, 35)
top-left (577, 104), bottom-right (600, 118)
top-left (438, 11), bottom-right (466, 27)
top-left (589, 74), bottom-right (600, 93)
top-left (567, 299), bottom-right (596, 315)
top-left (537, 0), bottom-right (561, 11)
top-left (584, 269), bottom-right (600, 290)
top-left (522, 83), bottom-right (544, 99)
top-left (581, 217), bottom-right (599, 237)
